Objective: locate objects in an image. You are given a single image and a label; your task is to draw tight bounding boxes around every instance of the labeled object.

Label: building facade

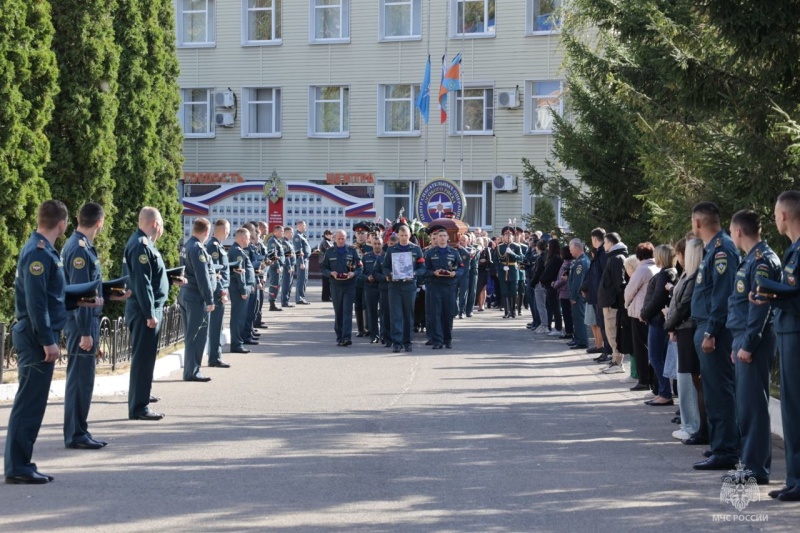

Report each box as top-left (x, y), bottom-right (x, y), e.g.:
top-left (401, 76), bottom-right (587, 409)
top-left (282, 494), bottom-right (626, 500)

top-left (176, 0), bottom-right (567, 233)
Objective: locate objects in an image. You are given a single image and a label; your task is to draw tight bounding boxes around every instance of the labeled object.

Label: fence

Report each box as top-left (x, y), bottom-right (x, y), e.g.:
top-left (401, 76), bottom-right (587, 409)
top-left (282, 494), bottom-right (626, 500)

top-left (1, 304), bottom-right (184, 384)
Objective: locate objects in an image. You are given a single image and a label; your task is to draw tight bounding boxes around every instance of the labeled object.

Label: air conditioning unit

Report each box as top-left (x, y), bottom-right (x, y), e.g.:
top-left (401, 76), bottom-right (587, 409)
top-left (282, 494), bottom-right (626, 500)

top-left (215, 112), bottom-right (235, 127)
top-left (497, 90), bottom-right (520, 109)
top-left (215, 90), bottom-right (235, 108)
top-left (493, 174), bottom-right (517, 192)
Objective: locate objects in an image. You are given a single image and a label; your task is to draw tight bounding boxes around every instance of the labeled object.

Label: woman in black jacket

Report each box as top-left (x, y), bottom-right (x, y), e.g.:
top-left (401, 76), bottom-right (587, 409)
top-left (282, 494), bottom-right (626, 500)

top-left (539, 239), bottom-right (563, 335)
top-left (640, 244), bottom-right (678, 405)
top-left (475, 238), bottom-right (493, 311)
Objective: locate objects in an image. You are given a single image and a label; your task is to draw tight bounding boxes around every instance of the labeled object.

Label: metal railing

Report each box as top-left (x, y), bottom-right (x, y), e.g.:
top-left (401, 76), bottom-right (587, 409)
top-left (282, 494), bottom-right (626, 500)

top-left (1, 304), bottom-right (184, 383)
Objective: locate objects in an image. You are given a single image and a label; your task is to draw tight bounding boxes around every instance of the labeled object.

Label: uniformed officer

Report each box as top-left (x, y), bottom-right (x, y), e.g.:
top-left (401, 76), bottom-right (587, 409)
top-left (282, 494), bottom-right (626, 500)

top-left (724, 210), bottom-right (781, 484)
top-left (4, 201), bottom-right (73, 484)
top-left (179, 218), bottom-right (216, 382)
top-left (320, 229), bottom-right (363, 346)
top-left (455, 235), bottom-right (472, 319)
top-left (690, 202), bottom-right (741, 470)
top-left (466, 233), bottom-right (480, 318)
top-left (764, 191), bottom-right (800, 501)
top-left (123, 207), bottom-right (172, 421)
top-left (425, 226), bottom-right (465, 349)
top-left (61, 203), bottom-right (123, 450)
top-left (266, 224), bottom-right (285, 312)
top-left (206, 219), bottom-right (231, 367)
top-left (360, 233), bottom-right (384, 343)
top-left (319, 229), bottom-right (334, 302)
top-left (244, 223), bottom-right (264, 338)
top-left (293, 221), bottom-right (312, 305)
top-left (523, 236), bottom-right (541, 329)
top-left (516, 228), bottom-right (529, 316)
top-left (228, 228), bottom-right (254, 353)
top-left (254, 221), bottom-right (269, 327)
top-left (384, 224), bottom-right (427, 352)
top-left (376, 234), bottom-right (396, 347)
top-left (352, 222), bottom-right (370, 337)
top-left (497, 226), bottom-right (522, 318)
top-left (568, 238), bottom-right (590, 349)
top-left (281, 226), bottom-right (296, 307)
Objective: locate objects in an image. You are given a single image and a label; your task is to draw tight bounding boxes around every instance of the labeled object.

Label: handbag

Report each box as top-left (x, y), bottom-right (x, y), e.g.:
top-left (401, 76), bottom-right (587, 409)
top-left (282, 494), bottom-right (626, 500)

top-left (663, 340), bottom-right (678, 379)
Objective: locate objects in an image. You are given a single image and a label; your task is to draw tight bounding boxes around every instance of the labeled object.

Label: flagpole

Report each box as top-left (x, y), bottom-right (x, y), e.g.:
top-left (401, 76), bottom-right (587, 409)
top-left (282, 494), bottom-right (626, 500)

top-left (459, 0), bottom-right (465, 187)
top-left (442, 2), bottom-right (449, 179)
top-left (424, 0), bottom-right (431, 184)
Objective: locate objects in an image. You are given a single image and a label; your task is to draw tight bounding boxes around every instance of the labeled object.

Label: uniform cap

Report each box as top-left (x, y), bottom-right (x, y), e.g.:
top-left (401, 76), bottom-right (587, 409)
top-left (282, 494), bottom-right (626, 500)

top-left (427, 224), bottom-right (447, 235)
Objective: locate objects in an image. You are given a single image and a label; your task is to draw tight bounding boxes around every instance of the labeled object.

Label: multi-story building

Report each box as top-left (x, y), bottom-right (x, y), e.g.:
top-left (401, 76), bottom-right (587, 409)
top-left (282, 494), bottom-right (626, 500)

top-left (176, 0), bottom-right (567, 237)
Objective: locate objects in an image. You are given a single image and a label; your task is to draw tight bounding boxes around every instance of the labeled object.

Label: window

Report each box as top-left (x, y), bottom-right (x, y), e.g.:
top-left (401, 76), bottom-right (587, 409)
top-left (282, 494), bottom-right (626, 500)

top-left (309, 86), bottom-right (349, 137)
top-left (380, 0), bottom-right (422, 40)
top-left (378, 84), bottom-right (421, 136)
top-left (383, 180), bottom-right (415, 220)
top-left (177, 0), bottom-right (215, 46)
top-left (463, 181), bottom-right (493, 228)
top-left (310, 0), bottom-right (350, 43)
top-left (529, 195), bottom-right (563, 229)
top-left (451, 0), bottom-right (495, 38)
top-left (242, 88), bottom-right (281, 137)
top-left (180, 88), bottom-right (214, 137)
top-left (453, 87), bottom-right (493, 134)
top-left (243, 0), bottom-right (281, 44)
top-left (525, 80), bottom-right (563, 133)
top-left (527, 0), bottom-right (561, 34)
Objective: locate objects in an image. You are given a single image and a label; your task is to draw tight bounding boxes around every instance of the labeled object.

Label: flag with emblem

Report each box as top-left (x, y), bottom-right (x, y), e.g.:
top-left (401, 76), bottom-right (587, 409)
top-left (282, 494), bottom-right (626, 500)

top-left (438, 53), bottom-right (462, 124)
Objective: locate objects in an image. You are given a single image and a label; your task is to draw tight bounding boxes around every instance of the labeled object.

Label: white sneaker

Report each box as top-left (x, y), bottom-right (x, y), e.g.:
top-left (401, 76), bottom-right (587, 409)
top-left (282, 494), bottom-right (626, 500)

top-left (547, 329), bottom-right (562, 337)
top-left (672, 429), bottom-right (690, 440)
top-left (534, 326), bottom-right (548, 334)
top-left (619, 376), bottom-right (637, 383)
top-left (602, 362), bottom-right (625, 374)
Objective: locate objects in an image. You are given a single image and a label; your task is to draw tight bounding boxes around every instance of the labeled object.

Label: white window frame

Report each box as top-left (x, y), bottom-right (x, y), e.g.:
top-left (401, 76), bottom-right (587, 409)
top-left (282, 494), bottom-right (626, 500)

top-left (524, 80), bottom-right (564, 134)
top-left (451, 84), bottom-right (494, 136)
top-left (381, 179), bottom-right (417, 220)
top-left (308, 85), bottom-right (350, 138)
top-left (179, 88), bottom-right (215, 138)
top-left (526, 195), bottom-right (564, 229)
top-left (377, 84), bottom-right (421, 137)
top-left (241, 0), bottom-right (282, 45)
top-left (450, 0), bottom-right (496, 39)
top-left (461, 180), bottom-right (493, 228)
top-left (526, 0), bottom-right (562, 35)
top-left (309, 0), bottom-right (350, 44)
top-left (176, 0), bottom-right (216, 48)
top-left (379, 0), bottom-right (422, 41)
top-left (241, 87), bottom-right (282, 138)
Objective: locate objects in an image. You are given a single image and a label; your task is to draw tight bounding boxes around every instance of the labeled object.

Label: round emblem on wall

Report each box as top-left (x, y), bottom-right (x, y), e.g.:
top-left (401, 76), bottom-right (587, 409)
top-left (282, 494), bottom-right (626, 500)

top-left (415, 178), bottom-right (466, 224)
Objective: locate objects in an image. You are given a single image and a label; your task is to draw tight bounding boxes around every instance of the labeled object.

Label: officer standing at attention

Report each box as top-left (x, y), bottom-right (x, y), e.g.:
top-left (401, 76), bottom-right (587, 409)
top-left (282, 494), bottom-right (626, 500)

top-left (360, 233), bottom-right (384, 344)
top-left (206, 219), bottom-right (231, 368)
top-left (319, 229), bottom-right (334, 302)
top-left (62, 203), bottom-right (126, 450)
top-left (690, 201), bottom-right (741, 471)
top-left (466, 233), bottom-right (479, 318)
top-left (228, 227), bottom-right (254, 353)
top-left (376, 234), bottom-right (396, 347)
top-left (243, 223), bottom-right (263, 340)
top-left (424, 226), bottom-right (465, 349)
top-left (123, 207), bottom-right (172, 421)
top-left (352, 222), bottom-right (370, 337)
top-left (5, 201), bottom-right (73, 484)
top-left (497, 226), bottom-right (522, 319)
top-left (761, 191), bottom-right (800, 501)
top-left (254, 221), bottom-right (269, 327)
top-left (568, 239), bottom-right (590, 349)
top-left (293, 221), bottom-right (312, 305)
top-left (384, 224), bottom-right (427, 352)
top-left (281, 226), bottom-right (296, 307)
top-left (724, 210), bottom-right (781, 484)
top-left (266, 224), bottom-right (285, 312)
top-left (321, 229), bottom-right (363, 346)
top-left (515, 228), bottom-right (529, 316)
top-left (455, 235), bottom-right (471, 319)
top-left (179, 218), bottom-right (216, 382)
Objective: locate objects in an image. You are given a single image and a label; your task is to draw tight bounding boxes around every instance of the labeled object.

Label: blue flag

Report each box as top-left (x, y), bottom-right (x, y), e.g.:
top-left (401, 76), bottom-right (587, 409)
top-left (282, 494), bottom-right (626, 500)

top-left (415, 56), bottom-right (431, 125)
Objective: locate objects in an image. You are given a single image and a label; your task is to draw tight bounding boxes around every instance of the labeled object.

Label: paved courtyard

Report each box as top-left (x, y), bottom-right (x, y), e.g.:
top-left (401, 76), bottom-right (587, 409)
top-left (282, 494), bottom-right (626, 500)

top-left (0, 283), bottom-right (796, 531)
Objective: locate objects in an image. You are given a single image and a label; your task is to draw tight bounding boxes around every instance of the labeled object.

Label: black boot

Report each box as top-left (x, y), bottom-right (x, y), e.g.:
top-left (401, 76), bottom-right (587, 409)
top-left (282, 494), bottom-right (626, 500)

top-left (269, 301), bottom-right (282, 312)
top-left (516, 294), bottom-right (523, 315)
top-left (510, 296), bottom-right (517, 318)
top-left (356, 310), bottom-right (366, 337)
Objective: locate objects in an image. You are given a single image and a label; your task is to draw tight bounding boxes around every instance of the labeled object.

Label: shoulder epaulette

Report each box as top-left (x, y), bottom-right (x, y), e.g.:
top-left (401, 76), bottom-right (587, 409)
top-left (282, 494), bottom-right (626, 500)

top-left (37, 240), bottom-right (45, 249)
top-left (140, 236), bottom-right (149, 244)
top-left (714, 238), bottom-right (722, 248)
top-left (78, 239), bottom-right (87, 248)
top-left (755, 250), bottom-right (763, 260)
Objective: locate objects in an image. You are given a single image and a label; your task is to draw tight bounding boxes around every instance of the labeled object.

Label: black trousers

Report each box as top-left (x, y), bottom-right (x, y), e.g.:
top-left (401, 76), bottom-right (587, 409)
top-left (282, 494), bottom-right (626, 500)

top-left (631, 318), bottom-right (650, 387)
top-left (545, 286), bottom-right (562, 331)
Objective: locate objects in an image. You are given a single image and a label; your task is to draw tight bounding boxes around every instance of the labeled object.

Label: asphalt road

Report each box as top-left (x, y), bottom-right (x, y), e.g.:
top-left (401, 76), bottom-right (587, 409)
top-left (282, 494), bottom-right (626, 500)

top-left (1, 283), bottom-right (797, 532)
